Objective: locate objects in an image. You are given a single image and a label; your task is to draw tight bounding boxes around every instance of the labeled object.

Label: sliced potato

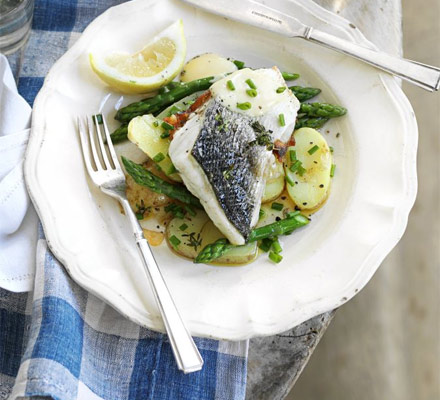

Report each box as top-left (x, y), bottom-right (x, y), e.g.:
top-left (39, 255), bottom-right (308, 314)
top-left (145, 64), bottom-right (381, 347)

top-left (200, 221), bottom-right (258, 265)
top-left (262, 159), bottom-right (285, 203)
top-left (128, 114), bottom-right (182, 182)
top-left (165, 211), bottom-right (210, 259)
top-left (156, 92), bottom-right (202, 119)
top-left (284, 127), bottom-right (332, 210)
top-left (180, 53), bottom-right (237, 82)
top-left (257, 195), bottom-right (295, 228)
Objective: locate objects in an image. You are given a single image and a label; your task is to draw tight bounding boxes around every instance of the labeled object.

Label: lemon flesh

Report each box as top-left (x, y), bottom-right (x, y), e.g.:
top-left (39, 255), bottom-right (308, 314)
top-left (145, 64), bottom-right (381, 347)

top-left (90, 20), bottom-right (186, 94)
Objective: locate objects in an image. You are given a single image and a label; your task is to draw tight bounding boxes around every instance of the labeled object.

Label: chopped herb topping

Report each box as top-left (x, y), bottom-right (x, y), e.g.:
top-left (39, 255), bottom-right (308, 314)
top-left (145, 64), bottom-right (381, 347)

top-left (285, 173), bottom-right (295, 187)
top-left (167, 105), bottom-right (181, 116)
top-left (282, 72), bottom-right (300, 81)
top-left (222, 164), bottom-right (234, 180)
top-left (271, 239), bottom-right (282, 254)
top-left (246, 89), bottom-right (258, 97)
top-left (160, 131), bottom-right (170, 139)
top-left (259, 238), bottom-right (274, 252)
top-left (269, 251), bottom-right (283, 263)
top-left (135, 200), bottom-right (149, 220)
top-left (271, 202), bottom-right (284, 211)
top-left (308, 145), bottom-right (319, 155)
top-left (245, 78), bottom-right (257, 89)
top-left (232, 59), bottom-right (245, 69)
top-left (179, 223), bottom-right (188, 231)
top-left (290, 160), bottom-right (306, 176)
top-left (289, 149), bottom-right (297, 162)
top-left (182, 232), bottom-right (202, 251)
top-left (330, 163), bottom-right (336, 177)
top-left (329, 146), bottom-right (334, 153)
top-left (227, 80), bottom-right (235, 90)
top-left (259, 208), bottom-right (266, 219)
top-left (153, 152), bottom-right (165, 163)
top-left (166, 164), bottom-right (177, 175)
top-left (276, 86), bottom-right (287, 93)
top-left (251, 121), bottom-right (273, 150)
top-left (161, 121), bottom-right (174, 130)
top-left (169, 235), bottom-right (181, 248)
top-left (279, 113), bottom-right (285, 126)
top-left (237, 102), bottom-right (252, 110)
top-left (153, 121), bottom-right (159, 127)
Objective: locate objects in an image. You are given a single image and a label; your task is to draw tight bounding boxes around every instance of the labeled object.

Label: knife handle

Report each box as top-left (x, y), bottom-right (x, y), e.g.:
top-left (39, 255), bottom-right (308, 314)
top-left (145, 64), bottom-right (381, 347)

top-left (304, 28), bottom-right (440, 92)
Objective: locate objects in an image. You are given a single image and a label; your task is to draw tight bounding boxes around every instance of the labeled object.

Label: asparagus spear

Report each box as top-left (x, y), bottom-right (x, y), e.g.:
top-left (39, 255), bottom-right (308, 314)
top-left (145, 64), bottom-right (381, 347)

top-left (295, 116), bottom-right (329, 130)
top-left (194, 214), bottom-right (309, 263)
top-left (299, 102), bottom-right (347, 118)
top-left (290, 86), bottom-right (321, 102)
top-left (122, 157), bottom-right (201, 208)
top-left (110, 124), bottom-right (128, 144)
top-left (115, 76), bottom-right (215, 122)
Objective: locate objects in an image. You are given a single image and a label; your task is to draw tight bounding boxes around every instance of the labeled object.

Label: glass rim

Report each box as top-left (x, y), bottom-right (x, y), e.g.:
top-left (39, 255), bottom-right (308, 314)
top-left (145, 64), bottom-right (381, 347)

top-left (0, 0), bottom-right (34, 23)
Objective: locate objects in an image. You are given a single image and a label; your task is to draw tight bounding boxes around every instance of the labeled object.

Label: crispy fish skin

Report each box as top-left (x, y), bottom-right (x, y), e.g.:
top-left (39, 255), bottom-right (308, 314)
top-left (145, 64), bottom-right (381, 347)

top-left (191, 100), bottom-right (267, 242)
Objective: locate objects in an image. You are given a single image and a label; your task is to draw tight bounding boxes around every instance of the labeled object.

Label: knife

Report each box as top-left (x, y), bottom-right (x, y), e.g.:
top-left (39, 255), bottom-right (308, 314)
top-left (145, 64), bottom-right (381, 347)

top-left (180, 0), bottom-right (440, 92)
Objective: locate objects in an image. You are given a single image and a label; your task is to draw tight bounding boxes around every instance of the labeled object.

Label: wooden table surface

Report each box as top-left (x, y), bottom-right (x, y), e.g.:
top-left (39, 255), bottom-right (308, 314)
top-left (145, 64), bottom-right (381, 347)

top-left (245, 1), bottom-right (402, 398)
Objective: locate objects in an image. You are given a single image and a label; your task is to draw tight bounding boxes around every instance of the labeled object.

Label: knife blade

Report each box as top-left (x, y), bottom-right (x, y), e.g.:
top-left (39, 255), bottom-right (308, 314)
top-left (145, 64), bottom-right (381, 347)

top-left (181, 0), bottom-right (309, 38)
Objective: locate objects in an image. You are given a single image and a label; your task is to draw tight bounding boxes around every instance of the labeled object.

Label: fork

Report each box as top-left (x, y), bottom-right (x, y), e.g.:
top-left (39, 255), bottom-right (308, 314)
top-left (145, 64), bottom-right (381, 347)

top-left (77, 115), bottom-right (204, 374)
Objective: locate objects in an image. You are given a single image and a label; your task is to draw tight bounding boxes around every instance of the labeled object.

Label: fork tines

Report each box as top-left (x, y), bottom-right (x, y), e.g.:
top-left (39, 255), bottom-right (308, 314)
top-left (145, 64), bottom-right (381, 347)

top-left (78, 115), bottom-right (122, 176)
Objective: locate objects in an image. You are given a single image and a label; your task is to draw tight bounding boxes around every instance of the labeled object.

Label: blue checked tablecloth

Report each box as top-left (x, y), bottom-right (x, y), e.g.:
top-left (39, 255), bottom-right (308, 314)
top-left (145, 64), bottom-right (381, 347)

top-left (0, 1), bottom-right (248, 399)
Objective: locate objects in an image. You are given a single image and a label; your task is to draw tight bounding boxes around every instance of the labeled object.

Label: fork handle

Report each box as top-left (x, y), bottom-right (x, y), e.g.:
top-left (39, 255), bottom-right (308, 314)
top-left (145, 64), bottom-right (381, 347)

top-left (121, 200), bottom-right (203, 374)
top-left (304, 28), bottom-right (440, 91)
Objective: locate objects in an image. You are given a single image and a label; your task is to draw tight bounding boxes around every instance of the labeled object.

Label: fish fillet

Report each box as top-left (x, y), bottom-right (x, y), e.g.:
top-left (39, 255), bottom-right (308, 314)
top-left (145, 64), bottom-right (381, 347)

top-left (169, 67), bottom-right (300, 245)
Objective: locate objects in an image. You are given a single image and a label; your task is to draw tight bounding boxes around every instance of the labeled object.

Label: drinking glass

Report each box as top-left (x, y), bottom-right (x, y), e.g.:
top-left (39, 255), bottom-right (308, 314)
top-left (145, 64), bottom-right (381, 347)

top-left (0, 0), bottom-right (34, 54)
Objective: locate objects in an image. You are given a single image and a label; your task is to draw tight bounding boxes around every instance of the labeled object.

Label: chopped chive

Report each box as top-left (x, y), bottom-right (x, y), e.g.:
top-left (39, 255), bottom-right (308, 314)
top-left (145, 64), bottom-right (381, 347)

top-left (226, 80), bottom-right (235, 90)
top-left (289, 149), bottom-right (297, 162)
top-left (259, 238), bottom-right (274, 252)
top-left (166, 164), bottom-right (177, 175)
top-left (245, 78), bottom-right (257, 89)
top-left (184, 205), bottom-right (196, 217)
top-left (94, 114), bottom-right (103, 124)
top-left (308, 145), bottom-right (319, 155)
top-left (153, 121), bottom-right (159, 127)
top-left (276, 86), bottom-right (287, 93)
top-left (259, 208), bottom-right (266, 219)
top-left (167, 105), bottom-right (181, 116)
top-left (271, 202), bottom-right (284, 211)
top-left (290, 160), bottom-right (306, 176)
top-left (282, 72), bottom-right (300, 81)
top-left (269, 251), bottom-right (283, 263)
top-left (330, 163), bottom-right (336, 177)
top-left (246, 89), bottom-right (258, 97)
top-left (271, 239), bottom-right (282, 254)
top-left (153, 152), bottom-right (165, 163)
top-left (169, 235), bottom-right (181, 248)
top-left (233, 60), bottom-right (245, 69)
top-left (179, 223), bottom-right (188, 231)
top-left (279, 113), bottom-right (285, 126)
top-left (237, 102), bottom-right (252, 110)
top-left (161, 121), bottom-right (174, 130)
top-left (285, 173), bottom-right (295, 187)
top-left (136, 212), bottom-right (144, 220)
top-left (330, 146), bottom-right (334, 153)
top-left (160, 131), bottom-right (170, 139)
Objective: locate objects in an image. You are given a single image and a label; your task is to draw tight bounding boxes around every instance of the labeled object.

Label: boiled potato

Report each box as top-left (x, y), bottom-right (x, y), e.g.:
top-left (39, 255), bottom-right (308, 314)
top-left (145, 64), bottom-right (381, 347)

top-left (200, 221), bottom-right (258, 265)
top-left (166, 211), bottom-right (210, 259)
top-left (180, 53), bottom-right (237, 82)
top-left (284, 127), bottom-right (332, 210)
top-left (262, 158), bottom-right (285, 203)
top-left (128, 114), bottom-right (182, 182)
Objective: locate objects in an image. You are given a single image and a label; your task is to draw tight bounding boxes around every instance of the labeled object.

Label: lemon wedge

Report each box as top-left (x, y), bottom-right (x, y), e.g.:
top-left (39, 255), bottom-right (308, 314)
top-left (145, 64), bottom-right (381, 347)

top-left (90, 20), bottom-right (186, 94)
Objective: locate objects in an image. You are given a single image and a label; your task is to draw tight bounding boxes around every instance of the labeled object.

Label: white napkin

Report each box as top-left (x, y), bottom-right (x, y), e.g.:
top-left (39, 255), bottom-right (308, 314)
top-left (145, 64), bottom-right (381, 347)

top-left (0, 54), bottom-right (38, 292)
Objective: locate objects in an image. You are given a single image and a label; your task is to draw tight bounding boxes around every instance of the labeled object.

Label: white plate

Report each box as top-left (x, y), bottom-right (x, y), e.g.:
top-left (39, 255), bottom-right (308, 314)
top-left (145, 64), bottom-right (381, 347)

top-left (24, 0), bottom-right (417, 340)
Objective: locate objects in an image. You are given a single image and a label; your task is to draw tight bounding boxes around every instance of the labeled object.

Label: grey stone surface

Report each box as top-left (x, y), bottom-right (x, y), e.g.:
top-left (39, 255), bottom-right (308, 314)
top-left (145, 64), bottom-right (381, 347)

top-left (245, 312), bottom-right (335, 400)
